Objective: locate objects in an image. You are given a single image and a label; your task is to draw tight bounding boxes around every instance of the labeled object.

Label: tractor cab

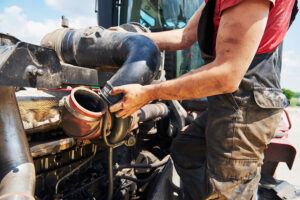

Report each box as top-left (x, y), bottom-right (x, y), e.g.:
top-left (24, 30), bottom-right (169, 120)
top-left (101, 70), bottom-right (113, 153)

top-left (96, 0), bottom-right (205, 79)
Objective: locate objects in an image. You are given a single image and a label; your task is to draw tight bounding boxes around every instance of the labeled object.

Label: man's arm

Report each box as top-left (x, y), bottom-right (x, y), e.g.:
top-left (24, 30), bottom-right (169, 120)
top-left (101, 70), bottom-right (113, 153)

top-left (110, 0), bottom-right (271, 118)
top-left (143, 2), bottom-right (205, 51)
top-left (110, 2), bottom-right (205, 51)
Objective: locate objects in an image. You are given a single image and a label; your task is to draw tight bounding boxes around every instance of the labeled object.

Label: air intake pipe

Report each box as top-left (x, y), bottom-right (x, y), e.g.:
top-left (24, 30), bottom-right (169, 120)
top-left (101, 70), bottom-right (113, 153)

top-left (41, 25), bottom-right (161, 105)
top-left (0, 87), bottom-right (35, 200)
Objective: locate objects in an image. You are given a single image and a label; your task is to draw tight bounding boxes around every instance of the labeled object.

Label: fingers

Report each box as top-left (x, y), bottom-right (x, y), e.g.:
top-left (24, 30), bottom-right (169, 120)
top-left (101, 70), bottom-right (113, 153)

top-left (110, 86), bottom-right (125, 96)
top-left (109, 100), bottom-right (124, 113)
top-left (110, 101), bottom-right (135, 118)
top-left (108, 84), bottom-right (144, 118)
top-left (116, 108), bottom-right (135, 119)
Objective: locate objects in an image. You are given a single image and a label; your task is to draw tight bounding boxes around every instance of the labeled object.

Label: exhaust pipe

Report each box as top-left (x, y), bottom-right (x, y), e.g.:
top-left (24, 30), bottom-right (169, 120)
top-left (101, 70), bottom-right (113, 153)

top-left (0, 87), bottom-right (35, 200)
top-left (41, 25), bottom-right (161, 105)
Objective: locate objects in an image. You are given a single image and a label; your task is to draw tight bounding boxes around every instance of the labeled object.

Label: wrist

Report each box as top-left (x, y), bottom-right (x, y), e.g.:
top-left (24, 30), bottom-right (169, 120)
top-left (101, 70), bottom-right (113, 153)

top-left (144, 84), bottom-right (157, 102)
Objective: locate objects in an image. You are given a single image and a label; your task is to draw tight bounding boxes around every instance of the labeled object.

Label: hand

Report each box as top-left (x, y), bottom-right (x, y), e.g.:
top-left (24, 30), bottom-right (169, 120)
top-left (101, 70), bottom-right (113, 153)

top-left (108, 26), bottom-right (127, 32)
top-left (109, 84), bottom-right (152, 118)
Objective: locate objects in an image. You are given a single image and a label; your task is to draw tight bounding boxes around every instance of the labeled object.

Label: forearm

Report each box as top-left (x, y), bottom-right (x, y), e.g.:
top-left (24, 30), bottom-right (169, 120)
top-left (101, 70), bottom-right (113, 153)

top-left (142, 29), bottom-right (186, 51)
top-left (145, 61), bottom-right (235, 101)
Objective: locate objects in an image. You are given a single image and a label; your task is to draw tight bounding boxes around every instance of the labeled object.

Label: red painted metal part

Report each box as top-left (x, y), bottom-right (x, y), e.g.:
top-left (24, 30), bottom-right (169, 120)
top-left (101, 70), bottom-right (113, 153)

top-left (264, 109), bottom-right (296, 170)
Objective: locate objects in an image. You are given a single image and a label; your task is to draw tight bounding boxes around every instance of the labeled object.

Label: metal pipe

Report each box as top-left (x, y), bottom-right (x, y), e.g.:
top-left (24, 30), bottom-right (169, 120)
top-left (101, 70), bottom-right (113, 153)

top-left (137, 103), bottom-right (169, 122)
top-left (61, 87), bottom-right (107, 139)
top-left (61, 87), bottom-right (132, 144)
top-left (0, 87), bottom-right (35, 200)
top-left (107, 147), bottom-right (113, 200)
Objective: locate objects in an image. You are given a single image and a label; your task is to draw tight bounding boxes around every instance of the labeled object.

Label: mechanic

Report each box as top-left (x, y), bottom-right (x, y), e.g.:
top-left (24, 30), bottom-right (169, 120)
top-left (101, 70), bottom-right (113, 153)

top-left (109, 0), bottom-right (297, 199)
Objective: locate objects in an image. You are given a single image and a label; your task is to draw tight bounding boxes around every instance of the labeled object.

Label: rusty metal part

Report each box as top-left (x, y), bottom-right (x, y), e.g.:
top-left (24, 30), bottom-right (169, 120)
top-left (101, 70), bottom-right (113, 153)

top-left (61, 87), bottom-right (131, 145)
top-left (16, 88), bottom-right (69, 133)
top-left (30, 138), bottom-right (76, 158)
top-left (0, 86), bottom-right (35, 200)
top-left (61, 87), bottom-right (107, 139)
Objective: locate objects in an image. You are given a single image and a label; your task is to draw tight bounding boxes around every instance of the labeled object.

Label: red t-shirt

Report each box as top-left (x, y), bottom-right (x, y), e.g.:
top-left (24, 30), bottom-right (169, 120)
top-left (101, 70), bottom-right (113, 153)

top-left (205, 0), bottom-right (295, 54)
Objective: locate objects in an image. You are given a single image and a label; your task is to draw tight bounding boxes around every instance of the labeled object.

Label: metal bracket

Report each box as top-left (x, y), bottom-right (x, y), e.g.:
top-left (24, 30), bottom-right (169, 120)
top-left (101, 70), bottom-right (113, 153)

top-left (0, 42), bottom-right (114, 88)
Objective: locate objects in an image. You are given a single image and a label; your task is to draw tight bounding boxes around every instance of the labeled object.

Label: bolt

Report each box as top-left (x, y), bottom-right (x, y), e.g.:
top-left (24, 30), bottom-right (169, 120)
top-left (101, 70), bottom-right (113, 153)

top-left (173, 192), bottom-right (179, 197)
top-left (125, 136), bottom-right (136, 147)
top-left (25, 65), bottom-right (44, 77)
top-left (37, 69), bottom-right (44, 76)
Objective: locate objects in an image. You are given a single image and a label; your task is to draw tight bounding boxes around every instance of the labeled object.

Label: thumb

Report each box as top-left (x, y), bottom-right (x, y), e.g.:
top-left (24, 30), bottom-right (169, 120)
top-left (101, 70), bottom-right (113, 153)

top-left (108, 26), bottom-right (126, 32)
top-left (110, 86), bottom-right (125, 96)
top-left (108, 26), bottom-right (118, 31)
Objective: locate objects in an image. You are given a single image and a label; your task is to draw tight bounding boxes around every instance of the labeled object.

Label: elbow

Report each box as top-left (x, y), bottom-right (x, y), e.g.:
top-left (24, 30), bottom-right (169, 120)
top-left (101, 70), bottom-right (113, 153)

top-left (181, 42), bottom-right (192, 50)
top-left (218, 73), bottom-right (241, 94)
top-left (213, 59), bottom-right (245, 94)
top-left (223, 82), bottom-right (239, 93)
top-left (180, 35), bottom-right (195, 50)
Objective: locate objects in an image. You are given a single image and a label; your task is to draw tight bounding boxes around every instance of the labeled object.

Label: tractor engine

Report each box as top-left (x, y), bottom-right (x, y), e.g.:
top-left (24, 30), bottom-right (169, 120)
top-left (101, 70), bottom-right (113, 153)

top-left (0, 23), bottom-right (185, 200)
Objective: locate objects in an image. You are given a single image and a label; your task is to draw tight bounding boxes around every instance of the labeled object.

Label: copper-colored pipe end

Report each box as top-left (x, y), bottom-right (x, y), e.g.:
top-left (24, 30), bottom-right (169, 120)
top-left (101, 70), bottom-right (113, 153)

top-left (62, 87), bottom-right (107, 139)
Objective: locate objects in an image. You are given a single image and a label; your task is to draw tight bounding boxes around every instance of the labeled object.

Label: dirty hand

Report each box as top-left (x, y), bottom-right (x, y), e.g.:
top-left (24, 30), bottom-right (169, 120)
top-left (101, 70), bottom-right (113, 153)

top-left (109, 84), bottom-right (152, 118)
top-left (108, 26), bottom-right (127, 32)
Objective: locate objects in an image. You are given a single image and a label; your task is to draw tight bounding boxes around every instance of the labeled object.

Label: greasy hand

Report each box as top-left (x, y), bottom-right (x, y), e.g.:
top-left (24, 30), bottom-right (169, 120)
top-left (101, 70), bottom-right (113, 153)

top-left (108, 26), bottom-right (127, 32)
top-left (109, 84), bottom-right (152, 118)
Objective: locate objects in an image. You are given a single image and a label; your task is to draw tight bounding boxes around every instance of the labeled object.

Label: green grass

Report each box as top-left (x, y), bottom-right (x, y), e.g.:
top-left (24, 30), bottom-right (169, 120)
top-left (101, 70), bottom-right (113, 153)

top-left (290, 97), bottom-right (299, 106)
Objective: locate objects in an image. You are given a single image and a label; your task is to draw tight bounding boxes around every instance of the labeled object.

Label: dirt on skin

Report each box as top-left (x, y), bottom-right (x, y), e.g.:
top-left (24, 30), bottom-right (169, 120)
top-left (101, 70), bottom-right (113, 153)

top-left (275, 106), bottom-right (300, 186)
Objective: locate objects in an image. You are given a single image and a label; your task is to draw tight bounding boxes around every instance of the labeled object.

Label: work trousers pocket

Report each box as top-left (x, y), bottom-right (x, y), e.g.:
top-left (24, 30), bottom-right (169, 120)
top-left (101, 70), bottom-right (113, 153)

top-left (206, 87), bottom-right (286, 180)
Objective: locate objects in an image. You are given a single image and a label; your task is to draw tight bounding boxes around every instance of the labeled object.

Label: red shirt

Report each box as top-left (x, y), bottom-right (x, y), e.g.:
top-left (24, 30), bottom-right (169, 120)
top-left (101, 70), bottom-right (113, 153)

top-left (205, 0), bottom-right (295, 54)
